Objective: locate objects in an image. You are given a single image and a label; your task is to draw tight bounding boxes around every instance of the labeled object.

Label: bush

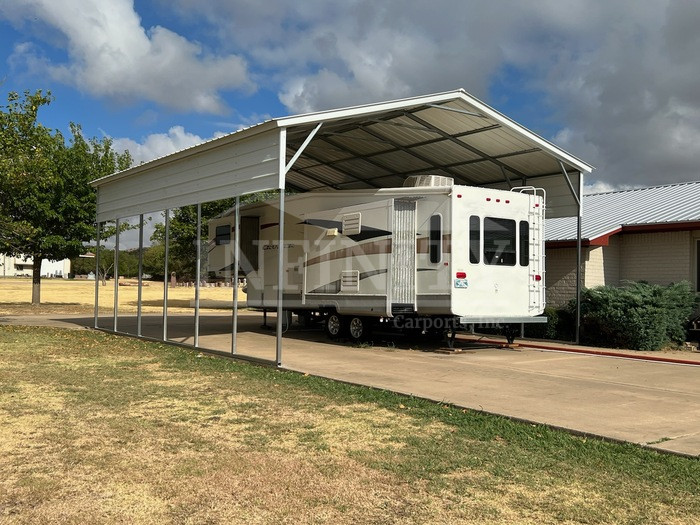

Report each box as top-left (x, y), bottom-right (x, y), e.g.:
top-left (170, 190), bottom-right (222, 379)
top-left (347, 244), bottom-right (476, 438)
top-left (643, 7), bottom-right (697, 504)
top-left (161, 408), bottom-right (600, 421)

top-left (524, 306), bottom-right (575, 341)
top-left (571, 281), bottom-right (698, 350)
top-left (523, 307), bottom-right (557, 339)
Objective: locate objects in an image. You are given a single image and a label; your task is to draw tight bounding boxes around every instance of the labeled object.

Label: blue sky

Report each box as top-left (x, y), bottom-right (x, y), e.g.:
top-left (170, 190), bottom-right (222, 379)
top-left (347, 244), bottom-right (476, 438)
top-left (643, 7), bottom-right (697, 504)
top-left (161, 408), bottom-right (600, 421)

top-left (2, 1), bottom-right (700, 192)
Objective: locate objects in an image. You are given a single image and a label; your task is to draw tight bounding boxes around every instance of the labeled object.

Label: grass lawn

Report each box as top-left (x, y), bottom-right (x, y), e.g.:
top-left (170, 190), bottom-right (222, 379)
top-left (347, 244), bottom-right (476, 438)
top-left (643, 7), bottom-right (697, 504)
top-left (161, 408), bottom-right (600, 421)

top-left (1, 326), bottom-right (699, 524)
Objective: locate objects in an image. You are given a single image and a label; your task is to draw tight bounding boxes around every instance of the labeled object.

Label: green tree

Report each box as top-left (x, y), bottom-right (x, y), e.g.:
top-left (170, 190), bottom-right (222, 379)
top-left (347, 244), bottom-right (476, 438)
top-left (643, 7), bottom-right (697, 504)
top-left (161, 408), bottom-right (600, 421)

top-left (151, 191), bottom-right (279, 281)
top-left (142, 243), bottom-right (166, 280)
top-left (70, 252), bottom-right (96, 276)
top-left (0, 90), bottom-right (132, 304)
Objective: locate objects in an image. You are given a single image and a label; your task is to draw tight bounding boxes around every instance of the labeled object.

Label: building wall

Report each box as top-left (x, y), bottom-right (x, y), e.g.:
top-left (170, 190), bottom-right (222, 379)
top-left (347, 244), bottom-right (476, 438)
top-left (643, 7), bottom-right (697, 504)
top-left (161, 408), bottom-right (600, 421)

top-left (620, 231), bottom-right (692, 285)
top-left (41, 259), bottom-right (71, 278)
top-left (0, 254), bottom-right (71, 278)
top-left (584, 246), bottom-right (604, 289)
top-left (0, 255), bottom-right (33, 277)
top-left (545, 247), bottom-right (584, 307)
top-left (585, 237), bottom-right (621, 289)
top-left (545, 229), bottom-right (700, 306)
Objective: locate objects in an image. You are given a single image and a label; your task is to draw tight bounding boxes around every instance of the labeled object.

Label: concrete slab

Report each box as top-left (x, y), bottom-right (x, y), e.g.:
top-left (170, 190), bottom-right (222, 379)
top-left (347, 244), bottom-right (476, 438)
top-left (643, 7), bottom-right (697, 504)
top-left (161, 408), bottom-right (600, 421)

top-left (2, 312), bottom-right (699, 456)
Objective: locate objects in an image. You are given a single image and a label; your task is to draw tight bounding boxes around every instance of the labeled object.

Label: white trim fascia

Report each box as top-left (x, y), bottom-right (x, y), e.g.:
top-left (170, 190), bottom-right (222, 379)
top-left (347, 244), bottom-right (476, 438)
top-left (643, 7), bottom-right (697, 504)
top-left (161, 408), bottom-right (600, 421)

top-left (90, 120), bottom-right (279, 188)
top-left (277, 90), bottom-right (465, 127)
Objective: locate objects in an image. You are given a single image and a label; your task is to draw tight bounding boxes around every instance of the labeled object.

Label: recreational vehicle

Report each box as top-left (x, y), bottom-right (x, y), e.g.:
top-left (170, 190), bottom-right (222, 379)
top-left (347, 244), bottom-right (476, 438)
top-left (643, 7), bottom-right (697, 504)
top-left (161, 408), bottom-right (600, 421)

top-left (208, 176), bottom-right (545, 342)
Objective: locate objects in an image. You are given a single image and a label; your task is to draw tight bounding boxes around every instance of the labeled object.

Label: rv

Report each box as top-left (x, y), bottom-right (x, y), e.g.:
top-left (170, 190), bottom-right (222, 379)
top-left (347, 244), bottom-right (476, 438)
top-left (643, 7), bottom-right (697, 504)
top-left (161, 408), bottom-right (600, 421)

top-left (208, 176), bottom-right (546, 342)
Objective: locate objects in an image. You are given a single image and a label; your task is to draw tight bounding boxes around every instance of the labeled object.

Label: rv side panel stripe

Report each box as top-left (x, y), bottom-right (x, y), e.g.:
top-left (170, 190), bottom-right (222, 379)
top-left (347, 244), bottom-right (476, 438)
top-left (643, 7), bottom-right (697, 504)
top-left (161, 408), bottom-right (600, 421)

top-left (305, 239), bottom-right (391, 267)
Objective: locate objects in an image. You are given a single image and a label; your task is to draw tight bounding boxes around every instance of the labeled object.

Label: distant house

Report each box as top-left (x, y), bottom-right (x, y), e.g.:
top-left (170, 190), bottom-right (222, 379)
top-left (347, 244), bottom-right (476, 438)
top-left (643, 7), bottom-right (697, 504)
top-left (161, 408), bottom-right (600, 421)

top-left (545, 181), bottom-right (700, 306)
top-left (0, 254), bottom-right (71, 278)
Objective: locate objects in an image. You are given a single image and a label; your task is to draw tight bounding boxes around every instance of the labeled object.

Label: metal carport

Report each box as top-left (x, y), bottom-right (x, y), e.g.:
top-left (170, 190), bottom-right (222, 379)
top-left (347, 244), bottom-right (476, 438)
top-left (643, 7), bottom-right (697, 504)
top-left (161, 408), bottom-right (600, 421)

top-left (91, 89), bottom-right (593, 364)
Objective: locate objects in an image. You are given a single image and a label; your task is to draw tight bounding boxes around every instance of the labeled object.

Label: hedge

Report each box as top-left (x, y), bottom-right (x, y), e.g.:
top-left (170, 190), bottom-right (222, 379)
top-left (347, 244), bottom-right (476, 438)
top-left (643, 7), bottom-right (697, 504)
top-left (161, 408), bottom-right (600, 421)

top-left (573, 281), bottom-right (698, 350)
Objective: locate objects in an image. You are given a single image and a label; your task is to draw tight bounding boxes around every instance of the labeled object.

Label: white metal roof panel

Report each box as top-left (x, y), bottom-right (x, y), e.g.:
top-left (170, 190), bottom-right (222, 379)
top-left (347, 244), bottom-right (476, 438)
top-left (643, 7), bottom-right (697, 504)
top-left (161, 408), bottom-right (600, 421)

top-left (546, 181), bottom-right (700, 241)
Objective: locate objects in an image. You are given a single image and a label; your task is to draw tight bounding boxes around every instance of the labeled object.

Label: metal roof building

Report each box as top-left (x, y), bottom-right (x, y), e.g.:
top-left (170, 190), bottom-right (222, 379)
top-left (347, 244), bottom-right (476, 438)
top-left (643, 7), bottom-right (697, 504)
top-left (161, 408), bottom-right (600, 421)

top-left (547, 181), bottom-right (700, 244)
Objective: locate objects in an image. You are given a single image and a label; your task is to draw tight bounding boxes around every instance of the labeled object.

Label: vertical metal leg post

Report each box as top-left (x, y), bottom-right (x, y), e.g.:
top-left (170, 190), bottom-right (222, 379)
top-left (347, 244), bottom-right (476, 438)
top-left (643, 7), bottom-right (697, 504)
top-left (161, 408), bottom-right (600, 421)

top-left (163, 209), bottom-right (169, 341)
top-left (137, 215), bottom-right (144, 337)
top-left (113, 218), bottom-right (120, 332)
top-left (194, 204), bottom-right (201, 347)
top-left (232, 196), bottom-right (240, 354)
top-left (575, 175), bottom-right (583, 344)
top-left (276, 190), bottom-right (285, 367)
top-left (94, 221), bottom-right (101, 328)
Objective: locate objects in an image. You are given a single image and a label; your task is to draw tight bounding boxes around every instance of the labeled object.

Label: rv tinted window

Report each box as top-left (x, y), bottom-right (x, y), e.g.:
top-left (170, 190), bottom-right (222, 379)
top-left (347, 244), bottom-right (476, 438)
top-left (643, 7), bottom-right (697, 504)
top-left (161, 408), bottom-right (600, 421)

top-left (215, 225), bottom-right (230, 245)
top-left (469, 215), bottom-right (480, 264)
top-left (484, 217), bottom-right (516, 266)
top-left (519, 221), bottom-right (529, 266)
top-left (429, 214), bottom-right (441, 263)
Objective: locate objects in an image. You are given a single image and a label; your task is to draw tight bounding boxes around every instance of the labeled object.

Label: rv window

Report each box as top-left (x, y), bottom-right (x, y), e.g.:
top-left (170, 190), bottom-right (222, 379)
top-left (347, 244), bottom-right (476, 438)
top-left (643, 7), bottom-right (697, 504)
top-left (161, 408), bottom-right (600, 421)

top-left (519, 221), bottom-right (529, 266)
top-left (484, 217), bottom-right (516, 266)
top-left (469, 215), bottom-right (480, 264)
top-left (429, 214), bottom-right (442, 263)
top-left (215, 225), bottom-right (230, 245)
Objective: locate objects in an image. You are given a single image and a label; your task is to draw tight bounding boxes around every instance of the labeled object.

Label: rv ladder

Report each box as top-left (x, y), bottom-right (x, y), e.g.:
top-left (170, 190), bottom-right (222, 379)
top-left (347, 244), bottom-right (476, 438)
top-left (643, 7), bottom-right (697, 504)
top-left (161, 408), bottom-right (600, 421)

top-left (526, 190), bottom-right (546, 312)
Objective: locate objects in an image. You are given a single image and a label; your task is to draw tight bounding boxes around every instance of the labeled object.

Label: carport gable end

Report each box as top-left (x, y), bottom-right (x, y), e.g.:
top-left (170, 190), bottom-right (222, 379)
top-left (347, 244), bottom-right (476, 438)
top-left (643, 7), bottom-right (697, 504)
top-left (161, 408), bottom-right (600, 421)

top-left (208, 176), bottom-right (546, 324)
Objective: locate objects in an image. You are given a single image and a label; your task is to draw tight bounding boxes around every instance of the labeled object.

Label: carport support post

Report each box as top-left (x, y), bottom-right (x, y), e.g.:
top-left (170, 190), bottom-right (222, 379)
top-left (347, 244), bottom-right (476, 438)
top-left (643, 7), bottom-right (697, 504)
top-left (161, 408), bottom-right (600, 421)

top-left (194, 204), bottom-right (201, 347)
top-left (232, 196), bottom-right (240, 354)
top-left (558, 161), bottom-right (583, 344)
top-left (137, 214), bottom-right (143, 337)
top-left (575, 173), bottom-right (583, 344)
top-left (272, 123), bottom-right (320, 366)
top-left (276, 189), bottom-right (285, 367)
top-left (94, 221), bottom-right (100, 329)
top-left (113, 218), bottom-right (120, 332)
top-left (163, 209), bottom-right (169, 341)
top-left (276, 128), bottom-right (287, 367)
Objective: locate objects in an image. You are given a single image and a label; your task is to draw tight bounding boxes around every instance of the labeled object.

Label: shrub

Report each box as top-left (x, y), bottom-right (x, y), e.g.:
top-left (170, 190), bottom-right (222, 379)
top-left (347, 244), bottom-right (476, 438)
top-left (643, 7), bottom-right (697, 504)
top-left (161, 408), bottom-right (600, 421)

top-left (571, 281), bottom-right (698, 350)
top-left (523, 307), bottom-right (558, 339)
top-left (524, 306), bottom-right (575, 341)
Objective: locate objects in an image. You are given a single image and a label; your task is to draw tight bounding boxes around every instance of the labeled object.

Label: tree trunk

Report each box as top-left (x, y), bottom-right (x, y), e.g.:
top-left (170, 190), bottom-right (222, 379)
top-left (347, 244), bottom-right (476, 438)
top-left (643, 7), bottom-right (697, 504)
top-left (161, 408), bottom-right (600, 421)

top-left (31, 256), bottom-right (43, 305)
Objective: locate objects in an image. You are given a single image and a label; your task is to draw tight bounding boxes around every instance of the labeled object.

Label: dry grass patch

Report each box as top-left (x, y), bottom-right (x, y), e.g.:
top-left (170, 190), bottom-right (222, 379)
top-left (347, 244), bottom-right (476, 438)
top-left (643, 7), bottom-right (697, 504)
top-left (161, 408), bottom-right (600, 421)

top-left (0, 325), bottom-right (699, 524)
top-left (0, 277), bottom-right (243, 315)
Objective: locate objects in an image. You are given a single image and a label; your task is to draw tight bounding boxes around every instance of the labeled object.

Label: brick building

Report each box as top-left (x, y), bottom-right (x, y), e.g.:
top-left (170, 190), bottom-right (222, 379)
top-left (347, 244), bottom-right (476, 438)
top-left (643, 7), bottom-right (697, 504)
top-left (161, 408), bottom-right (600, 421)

top-left (545, 181), bottom-right (700, 306)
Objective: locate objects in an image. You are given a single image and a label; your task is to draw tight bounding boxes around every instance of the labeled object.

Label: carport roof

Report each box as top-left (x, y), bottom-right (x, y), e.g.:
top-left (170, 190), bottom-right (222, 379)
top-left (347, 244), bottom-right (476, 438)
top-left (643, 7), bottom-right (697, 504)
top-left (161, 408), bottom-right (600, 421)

top-left (92, 89), bottom-right (592, 193)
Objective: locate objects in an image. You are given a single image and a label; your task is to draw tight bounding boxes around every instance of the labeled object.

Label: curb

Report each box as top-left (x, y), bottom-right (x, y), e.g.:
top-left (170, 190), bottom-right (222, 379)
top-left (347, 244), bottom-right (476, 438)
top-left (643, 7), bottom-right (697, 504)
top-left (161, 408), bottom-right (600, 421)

top-left (461, 336), bottom-right (700, 366)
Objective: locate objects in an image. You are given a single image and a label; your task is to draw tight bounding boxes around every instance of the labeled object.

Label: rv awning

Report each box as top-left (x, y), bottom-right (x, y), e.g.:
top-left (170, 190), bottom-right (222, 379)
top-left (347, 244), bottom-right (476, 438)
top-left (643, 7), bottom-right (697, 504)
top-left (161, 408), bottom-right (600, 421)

top-left (91, 89), bottom-right (593, 222)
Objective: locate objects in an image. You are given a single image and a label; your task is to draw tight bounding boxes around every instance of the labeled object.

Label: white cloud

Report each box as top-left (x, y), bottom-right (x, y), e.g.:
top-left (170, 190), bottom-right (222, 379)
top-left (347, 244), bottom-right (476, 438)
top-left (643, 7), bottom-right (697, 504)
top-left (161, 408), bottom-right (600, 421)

top-left (111, 126), bottom-right (218, 165)
top-left (6, 0), bottom-right (700, 189)
top-left (172, 0), bottom-right (506, 111)
top-left (2, 0), bottom-right (253, 114)
top-left (172, 0), bottom-right (700, 188)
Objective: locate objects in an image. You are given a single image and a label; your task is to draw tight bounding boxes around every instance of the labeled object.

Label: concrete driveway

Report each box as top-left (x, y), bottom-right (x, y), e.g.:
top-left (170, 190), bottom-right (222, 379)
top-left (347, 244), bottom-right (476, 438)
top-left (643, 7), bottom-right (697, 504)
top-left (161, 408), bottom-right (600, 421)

top-left (3, 311), bottom-right (699, 457)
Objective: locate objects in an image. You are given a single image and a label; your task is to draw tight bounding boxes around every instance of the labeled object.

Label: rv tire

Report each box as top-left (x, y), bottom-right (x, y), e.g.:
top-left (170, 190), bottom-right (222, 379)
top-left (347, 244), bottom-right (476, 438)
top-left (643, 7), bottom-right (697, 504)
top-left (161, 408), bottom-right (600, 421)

top-left (325, 312), bottom-right (344, 339)
top-left (347, 316), bottom-right (371, 342)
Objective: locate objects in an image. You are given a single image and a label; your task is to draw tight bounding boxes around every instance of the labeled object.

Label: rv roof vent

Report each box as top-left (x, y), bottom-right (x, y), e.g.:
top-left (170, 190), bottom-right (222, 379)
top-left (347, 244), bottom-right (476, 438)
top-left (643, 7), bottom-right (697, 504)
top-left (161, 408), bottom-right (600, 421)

top-left (403, 175), bottom-right (454, 188)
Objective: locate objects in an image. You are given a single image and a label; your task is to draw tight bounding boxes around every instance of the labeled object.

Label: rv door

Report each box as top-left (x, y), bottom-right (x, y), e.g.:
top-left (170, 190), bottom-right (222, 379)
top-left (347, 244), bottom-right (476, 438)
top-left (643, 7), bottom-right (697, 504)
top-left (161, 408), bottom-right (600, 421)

top-left (390, 199), bottom-right (417, 315)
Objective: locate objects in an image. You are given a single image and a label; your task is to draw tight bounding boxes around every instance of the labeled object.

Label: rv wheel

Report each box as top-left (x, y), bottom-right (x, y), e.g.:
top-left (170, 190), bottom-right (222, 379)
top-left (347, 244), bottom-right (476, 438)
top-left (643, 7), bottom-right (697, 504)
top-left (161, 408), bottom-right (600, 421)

top-left (325, 312), bottom-right (344, 339)
top-left (347, 316), bottom-right (369, 342)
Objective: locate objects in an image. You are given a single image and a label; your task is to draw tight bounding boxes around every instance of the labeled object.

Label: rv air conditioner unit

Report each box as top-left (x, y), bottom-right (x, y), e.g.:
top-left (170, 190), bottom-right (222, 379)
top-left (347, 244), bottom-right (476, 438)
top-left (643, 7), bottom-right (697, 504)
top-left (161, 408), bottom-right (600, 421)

top-left (403, 175), bottom-right (454, 188)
